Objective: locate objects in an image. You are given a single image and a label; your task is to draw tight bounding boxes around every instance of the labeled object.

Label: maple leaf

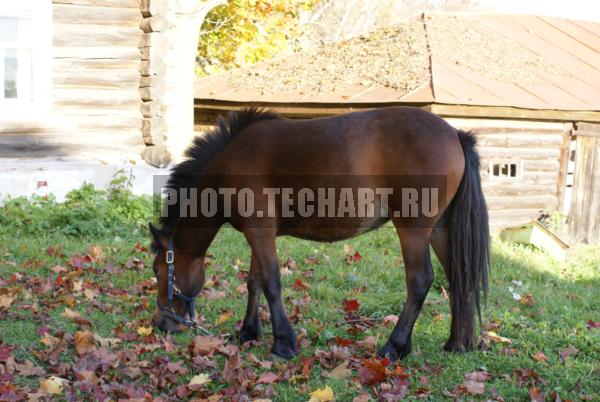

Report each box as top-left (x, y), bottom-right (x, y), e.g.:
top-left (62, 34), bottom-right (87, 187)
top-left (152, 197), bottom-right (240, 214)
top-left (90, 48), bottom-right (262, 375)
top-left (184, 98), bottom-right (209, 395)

top-left (358, 358), bottom-right (387, 386)
top-left (74, 331), bottom-right (96, 355)
top-left (292, 278), bottom-right (310, 291)
top-left (327, 361), bottom-right (352, 380)
top-left (308, 385), bottom-right (334, 402)
top-left (137, 326), bottom-right (153, 336)
top-left (257, 372), bottom-right (279, 384)
top-left (529, 386), bottom-right (545, 402)
top-left (39, 376), bottom-right (65, 395)
top-left (586, 319), bottom-right (600, 329)
top-left (189, 336), bottom-right (224, 356)
top-left (463, 380), bottom-right (485, 395)
top-left (342, 299), bottom-right (360, 312)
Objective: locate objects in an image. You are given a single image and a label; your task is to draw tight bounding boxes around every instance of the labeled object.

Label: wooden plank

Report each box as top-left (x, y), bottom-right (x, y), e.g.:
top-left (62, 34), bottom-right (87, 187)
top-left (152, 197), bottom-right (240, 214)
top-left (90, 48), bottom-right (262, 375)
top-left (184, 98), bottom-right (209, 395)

top-left (522, 171), bottom-right (560, 185)
top-left (140, 0), bottom-right (168, 17)
top-left (479, 147), bottom-right (560, 160)
top-left (194, 101), bottom-right (600, 123)
top-left (477, 134), bottom-right (563, 148)
top-left (54, 114), bottom-right (142, 130)
top-left (483, 183), bottom-right (557, 197)
top-left (53, 68), bottom-right (140, 89)
top-left (52, 0), bottom-right (140, 8)
top-left (54, 58), bottom-right (139, 70)
top-left (568, 131), bottom-right (600, 243)
top-left (53, 47), bottom-right (139, 60)
top-left (522, 160), bottom-right (561, 172)
top-left (557, 129), bottom-right (572, 211)
top-left (52, 4), bottom-right (140, 26)
top-left (53, 88), bottom-right (140, 108)
top-left (489, 209), bottom-right (546, 231)
top-left (139, 16), bottom-right (167, 33)
top-left (486, 195), bottom-right (558, 210)
top-left (53, 23), bottom-right (140, 48)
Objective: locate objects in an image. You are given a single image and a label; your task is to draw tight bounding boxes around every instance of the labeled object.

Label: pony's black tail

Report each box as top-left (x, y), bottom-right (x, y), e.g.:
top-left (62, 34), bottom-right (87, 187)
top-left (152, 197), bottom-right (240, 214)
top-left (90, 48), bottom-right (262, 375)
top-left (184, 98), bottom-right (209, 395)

top-left (445, 130), bottom-right (489, 350)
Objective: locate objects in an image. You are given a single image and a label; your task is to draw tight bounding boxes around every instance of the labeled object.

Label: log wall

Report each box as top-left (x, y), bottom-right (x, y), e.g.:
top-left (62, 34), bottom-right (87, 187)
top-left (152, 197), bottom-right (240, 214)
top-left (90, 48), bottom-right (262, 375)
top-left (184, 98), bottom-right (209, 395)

top-left (51, 0), bottom-right (143, 154)
top-left (447, 118), bottom-right (571, 231)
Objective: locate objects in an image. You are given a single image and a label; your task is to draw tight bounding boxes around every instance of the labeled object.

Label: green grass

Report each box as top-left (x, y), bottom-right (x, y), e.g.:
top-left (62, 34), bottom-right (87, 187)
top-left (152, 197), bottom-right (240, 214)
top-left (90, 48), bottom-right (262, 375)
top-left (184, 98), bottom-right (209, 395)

top-left (1, 185), bottom-right (599, 400)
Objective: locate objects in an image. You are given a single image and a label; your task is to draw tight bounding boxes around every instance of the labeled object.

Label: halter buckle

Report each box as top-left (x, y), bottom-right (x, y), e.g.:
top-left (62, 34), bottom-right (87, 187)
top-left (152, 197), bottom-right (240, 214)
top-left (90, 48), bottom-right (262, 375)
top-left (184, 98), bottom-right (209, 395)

top-left (166, 250), bottom-right (174, 264)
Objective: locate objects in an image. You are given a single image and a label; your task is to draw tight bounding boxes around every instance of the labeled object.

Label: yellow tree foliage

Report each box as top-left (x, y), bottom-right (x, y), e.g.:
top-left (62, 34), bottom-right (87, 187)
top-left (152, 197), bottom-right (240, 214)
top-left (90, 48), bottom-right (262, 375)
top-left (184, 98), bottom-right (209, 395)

top-left (198, 0), bottom-right (318, 76)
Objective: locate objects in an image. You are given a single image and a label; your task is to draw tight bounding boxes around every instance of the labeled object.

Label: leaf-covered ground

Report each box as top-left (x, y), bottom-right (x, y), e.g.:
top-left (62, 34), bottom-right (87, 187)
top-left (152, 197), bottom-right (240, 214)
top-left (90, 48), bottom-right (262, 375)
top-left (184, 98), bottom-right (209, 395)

top-left (0, 188), bottom-right (599, 401)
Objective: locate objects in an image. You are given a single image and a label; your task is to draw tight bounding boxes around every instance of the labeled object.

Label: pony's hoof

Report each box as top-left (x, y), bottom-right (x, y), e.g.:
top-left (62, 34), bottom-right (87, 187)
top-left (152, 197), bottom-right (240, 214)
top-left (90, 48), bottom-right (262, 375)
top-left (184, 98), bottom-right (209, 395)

top-left (377, 340), bottom-right (410, 362)
top-left (443, 339), bottom-right (466, 353)
top-left (271, 337), bottom-right (299, 360)
top-left (239, 325), bottom-right (260, 344)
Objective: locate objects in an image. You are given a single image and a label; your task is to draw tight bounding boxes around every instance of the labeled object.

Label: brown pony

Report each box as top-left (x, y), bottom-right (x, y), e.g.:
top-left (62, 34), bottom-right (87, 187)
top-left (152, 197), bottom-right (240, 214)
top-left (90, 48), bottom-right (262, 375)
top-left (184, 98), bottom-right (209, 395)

top-left (148, 106), bottom-right (489, 361)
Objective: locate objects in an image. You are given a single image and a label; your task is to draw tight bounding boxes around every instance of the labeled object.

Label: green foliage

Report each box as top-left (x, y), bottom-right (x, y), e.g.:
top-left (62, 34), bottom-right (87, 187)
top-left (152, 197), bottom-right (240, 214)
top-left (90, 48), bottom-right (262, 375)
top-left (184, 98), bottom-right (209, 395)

top-left (197, 0), bottom-right (318, 75)
top-left (0, 170), bottom-right (152, 238)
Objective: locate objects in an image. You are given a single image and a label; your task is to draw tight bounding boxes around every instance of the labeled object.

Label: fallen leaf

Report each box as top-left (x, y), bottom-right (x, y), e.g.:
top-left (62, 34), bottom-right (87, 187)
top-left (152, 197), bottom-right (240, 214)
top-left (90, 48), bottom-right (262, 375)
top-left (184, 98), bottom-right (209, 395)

top-left (93, 334), bottom-right (121, 348)
top-left (74, 331), bottom-right (96, 355)
top-left (188, 373), bottom-right (211, 387)
top-left (533, 352), bottom-right (548, 363)
top-left (529, 386), bottom-right (545, 402)
top-left (216, 309), bottom-right (233, 325)
top-left (40, 376), bottom-right (65, 395)
top-left (464, 371), bottom-right (491, 382)
top-left (137, 326), bottom-right (153, 336)
top-left (358, 358), bottom-right (387, 386)
top-left (257, 372), bottom-right (279, 384)
top-left (586, 319), bottom-right (600, 329)
top-left (342, 299), bottom-right (360, 312)
top-left (463, 380), bottom-right (485, 395)
top-left (484, 331), bottom-right (512, 344)
top-left (190, 336), bottom-right (224, 356)
top-left (559, 345), bottom-right (578, 362)
top-left (308, 385), bottom-right (334, 402)
top-left (520, 293), bottom-right (534, 306)
top-left (328, 361), bottom-right (352, 379)
top-left (356, 336), bottom-right (377, 351)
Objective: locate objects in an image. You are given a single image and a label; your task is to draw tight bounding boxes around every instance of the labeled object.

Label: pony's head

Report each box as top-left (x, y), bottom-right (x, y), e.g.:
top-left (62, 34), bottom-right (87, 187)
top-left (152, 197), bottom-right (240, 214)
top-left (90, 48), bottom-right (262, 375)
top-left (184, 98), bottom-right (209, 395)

top-left (148, 223), bottom-right (206, 333)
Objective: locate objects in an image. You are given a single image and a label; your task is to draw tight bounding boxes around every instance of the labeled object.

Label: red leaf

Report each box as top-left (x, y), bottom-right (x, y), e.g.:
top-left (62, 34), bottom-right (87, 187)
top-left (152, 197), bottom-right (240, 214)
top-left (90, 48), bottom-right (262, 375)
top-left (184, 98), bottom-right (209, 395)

top-left (342, 299), bottom-right (360, 312)
top-left (334, 337), bottom-right (353, 347)
top-left (292, 278), bottom-right (309, 291)
top-left (353, 251), bottom-right (362, 262)
top-left (586, 319), bottom-right (600, 329)
top-left (358, 358), bottom-right (387, 385)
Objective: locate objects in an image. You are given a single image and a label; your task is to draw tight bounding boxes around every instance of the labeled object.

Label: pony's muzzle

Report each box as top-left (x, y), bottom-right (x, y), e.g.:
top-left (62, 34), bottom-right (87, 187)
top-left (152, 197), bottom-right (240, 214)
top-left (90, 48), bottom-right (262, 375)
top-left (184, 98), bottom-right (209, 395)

top-left (152, 309), bottom-right (184, 333)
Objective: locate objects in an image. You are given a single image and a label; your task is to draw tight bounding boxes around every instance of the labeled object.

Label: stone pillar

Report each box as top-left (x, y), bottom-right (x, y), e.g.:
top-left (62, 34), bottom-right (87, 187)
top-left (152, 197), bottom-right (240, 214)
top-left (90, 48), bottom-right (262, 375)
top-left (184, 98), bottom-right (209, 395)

top-left (139, 0), bottom-right (226, 167)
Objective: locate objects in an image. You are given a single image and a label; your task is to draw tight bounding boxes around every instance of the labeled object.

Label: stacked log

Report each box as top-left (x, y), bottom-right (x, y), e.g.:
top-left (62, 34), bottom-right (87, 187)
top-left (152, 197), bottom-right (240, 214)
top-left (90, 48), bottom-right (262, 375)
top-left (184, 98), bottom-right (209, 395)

top-left (139, 0), bottom-right (171, 167)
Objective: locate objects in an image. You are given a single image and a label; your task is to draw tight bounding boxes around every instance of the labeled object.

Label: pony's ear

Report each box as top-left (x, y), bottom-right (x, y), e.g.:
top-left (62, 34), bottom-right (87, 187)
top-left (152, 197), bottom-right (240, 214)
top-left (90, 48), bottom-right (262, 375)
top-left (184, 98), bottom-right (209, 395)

top-left (148, 222), bottom-right (169, 250)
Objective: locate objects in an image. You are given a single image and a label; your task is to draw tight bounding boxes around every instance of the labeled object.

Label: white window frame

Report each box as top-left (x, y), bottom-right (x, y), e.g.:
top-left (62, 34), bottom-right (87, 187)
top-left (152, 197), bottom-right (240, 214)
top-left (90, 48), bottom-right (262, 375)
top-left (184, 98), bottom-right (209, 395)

top-left (488, 160), bottom-right (523, 181)
top-left (0, 1), bottom-right (52, 120)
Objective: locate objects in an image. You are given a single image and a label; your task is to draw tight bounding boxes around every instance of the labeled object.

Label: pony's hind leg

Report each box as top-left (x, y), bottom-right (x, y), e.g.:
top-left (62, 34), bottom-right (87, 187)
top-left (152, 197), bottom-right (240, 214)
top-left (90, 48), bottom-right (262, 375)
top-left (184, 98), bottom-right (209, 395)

top-left (239, 252), bottom-right (262, 344)
top-left (243, 228), bottom-right (298, 359)
top-left (377, 226), bottom-right (433, 361)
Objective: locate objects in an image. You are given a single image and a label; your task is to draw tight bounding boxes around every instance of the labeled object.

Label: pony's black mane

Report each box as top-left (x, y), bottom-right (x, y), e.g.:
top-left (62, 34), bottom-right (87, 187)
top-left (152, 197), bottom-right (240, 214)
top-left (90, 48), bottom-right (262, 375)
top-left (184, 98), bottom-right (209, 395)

top-left (159, 107), bottom-right (280, 233)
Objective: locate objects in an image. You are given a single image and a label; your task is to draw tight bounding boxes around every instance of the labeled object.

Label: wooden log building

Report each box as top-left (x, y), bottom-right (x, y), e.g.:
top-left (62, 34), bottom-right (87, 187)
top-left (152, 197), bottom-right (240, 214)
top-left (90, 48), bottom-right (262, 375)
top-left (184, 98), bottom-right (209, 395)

top-left (194, 13), bottom-right (600, 238)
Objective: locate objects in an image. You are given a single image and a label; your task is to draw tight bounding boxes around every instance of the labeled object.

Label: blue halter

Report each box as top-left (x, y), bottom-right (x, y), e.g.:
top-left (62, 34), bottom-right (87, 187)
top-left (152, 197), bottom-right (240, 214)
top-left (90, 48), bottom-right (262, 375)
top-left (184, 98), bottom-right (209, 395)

top-left (156, 237), bottom-right (210, 334)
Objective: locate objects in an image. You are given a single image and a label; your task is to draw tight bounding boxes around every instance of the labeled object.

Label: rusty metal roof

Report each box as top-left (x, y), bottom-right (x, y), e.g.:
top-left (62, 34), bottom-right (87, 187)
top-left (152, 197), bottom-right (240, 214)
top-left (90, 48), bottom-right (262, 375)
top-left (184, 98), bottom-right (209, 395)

top-left (195, 13), bottom-right (600, 112)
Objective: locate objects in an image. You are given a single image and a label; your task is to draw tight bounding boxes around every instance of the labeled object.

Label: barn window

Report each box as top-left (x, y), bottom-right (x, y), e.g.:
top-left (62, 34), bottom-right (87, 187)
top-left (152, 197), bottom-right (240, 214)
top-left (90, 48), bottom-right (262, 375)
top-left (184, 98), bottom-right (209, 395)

top-left (0, 1), bottom-right (51, 117)
top-left (489, 161), bottom-right (520, 179)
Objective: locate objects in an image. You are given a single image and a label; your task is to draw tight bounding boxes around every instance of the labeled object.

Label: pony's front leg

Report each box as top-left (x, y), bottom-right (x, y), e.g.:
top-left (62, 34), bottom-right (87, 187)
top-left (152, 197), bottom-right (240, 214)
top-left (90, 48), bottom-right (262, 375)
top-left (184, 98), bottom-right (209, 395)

top-left (243, 228), bottom-right (298, 359)
top-left (239, 253), bottom-right (261, 343)
top-left (378, 227), bottom-right (433, 361)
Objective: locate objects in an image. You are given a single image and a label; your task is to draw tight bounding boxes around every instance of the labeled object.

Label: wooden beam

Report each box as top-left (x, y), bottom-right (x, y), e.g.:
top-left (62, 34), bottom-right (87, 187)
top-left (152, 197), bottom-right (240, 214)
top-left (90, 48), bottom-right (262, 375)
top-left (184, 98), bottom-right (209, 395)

top-left (52, 0), bottom-right (140, 8)
top-left (53, 23), bottom-right (140, 48)
top-left (52, 4), bottom-right (140, 26)
top-left (432, 104), bottom-right (600, 123)
top-left (53, 47), bottom-right (140, 60)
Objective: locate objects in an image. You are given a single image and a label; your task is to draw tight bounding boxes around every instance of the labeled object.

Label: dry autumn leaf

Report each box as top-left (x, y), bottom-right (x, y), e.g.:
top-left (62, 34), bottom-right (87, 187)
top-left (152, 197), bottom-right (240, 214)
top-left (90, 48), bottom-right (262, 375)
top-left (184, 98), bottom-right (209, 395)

top-left (327, 361), bottom-right (352, 379)
top-left (308, 385), bottom-right (334, 402)
top-left (40, 376), bottom-right (65, 395)
top-left (189, 373), bottom-right (211, 386)
top-left (137, 326), bottom-right (153, 336)
top-left (484, 331), bottom-right (512, 344)
top-left (216, 309), bottom-right (233, 325)
top-left (74, 331), bottom-right (96, 355)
